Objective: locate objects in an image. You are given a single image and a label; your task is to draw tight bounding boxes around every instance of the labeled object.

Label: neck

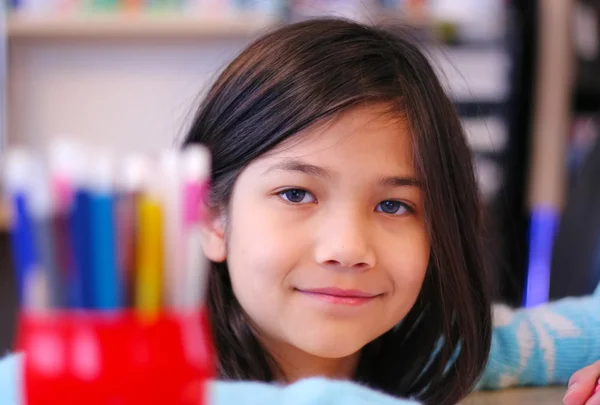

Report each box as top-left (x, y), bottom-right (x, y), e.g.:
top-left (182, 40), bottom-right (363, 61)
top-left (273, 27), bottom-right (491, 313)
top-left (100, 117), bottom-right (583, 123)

top-left (262, 339), bottom-right (360, 383)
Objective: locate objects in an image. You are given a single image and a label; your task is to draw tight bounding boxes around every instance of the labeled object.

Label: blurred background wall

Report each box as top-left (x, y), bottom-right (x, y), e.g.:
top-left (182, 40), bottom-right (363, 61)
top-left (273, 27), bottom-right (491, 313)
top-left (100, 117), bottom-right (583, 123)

top-left (7, 39), bottom-right (249, 154)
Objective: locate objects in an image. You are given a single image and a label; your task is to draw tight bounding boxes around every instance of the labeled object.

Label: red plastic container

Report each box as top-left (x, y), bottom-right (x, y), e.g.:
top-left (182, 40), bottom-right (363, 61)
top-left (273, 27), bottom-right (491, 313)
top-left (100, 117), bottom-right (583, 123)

top-left (15, 309), bottom-right (214, 405)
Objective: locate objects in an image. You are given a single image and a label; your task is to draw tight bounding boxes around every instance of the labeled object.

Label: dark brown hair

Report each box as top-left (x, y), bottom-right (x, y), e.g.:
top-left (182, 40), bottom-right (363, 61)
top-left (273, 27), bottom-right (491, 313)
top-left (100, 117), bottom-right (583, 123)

top-left (183, 18), bottom-right (491, 405)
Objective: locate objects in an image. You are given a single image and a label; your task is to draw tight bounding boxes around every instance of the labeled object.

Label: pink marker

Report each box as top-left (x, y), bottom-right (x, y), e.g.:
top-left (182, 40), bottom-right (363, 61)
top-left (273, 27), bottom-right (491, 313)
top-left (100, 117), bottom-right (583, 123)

top-left (182, 145), bottom-right (211, 310)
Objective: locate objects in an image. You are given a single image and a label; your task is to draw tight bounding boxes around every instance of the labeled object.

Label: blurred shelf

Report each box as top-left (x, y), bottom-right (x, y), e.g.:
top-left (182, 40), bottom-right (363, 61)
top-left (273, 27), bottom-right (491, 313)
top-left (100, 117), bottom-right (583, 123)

top-left (7, 13), bottom-right (282, 40)
top-left (5, 10), bottom-right (470, 41)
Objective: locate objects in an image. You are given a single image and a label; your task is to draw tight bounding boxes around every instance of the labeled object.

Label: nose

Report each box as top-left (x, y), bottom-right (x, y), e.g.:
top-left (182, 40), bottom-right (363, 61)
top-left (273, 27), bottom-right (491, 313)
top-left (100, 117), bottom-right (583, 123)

top-left (313, 208), bottom-right (376, 271)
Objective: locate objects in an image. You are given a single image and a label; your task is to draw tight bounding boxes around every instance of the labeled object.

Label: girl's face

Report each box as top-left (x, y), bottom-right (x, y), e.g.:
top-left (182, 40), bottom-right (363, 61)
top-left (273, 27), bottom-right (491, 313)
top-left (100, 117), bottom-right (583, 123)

top-left (202, 104), bottom-right (430, 378)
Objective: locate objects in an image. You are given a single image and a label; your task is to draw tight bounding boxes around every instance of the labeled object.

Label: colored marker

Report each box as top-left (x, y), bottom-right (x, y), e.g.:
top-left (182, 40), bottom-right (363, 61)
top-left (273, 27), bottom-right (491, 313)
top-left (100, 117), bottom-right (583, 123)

top-left (159, 150), bottom-right (184, 309)
top-left (70, 186), bottom-right (92, 309)
top-left (88, 152), bottom-right (120, 310)
top-left (63, 142), bottom-right (93, 309)
top-left (116, 155), bottom-right (148, 307)
top-left (28, 157), bottom-right (58, 309)
top-left (48, 140), bottom-right (81, 309)
top-left (3, 149), bottom-right (39, 308)
top-left (182, 145), bottom-right (211, 309)
top-left (135, 165), bottom-right (164, 316)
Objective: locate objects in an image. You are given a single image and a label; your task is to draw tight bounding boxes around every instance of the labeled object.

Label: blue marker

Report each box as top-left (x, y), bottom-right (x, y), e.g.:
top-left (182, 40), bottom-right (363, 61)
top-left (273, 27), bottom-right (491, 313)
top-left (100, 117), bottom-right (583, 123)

top-left (5, 152), bottom-right (53, 310)
top-left (9, 195), bottom-right (36, 304)
top-left (49, 139), bottom-right (89, 309)
top-left (89, 154), bottom-right (121, 310)
top-left (3, 150), bottom-right (37, 306)
top-left (69, 189), bottom-right (92, 309)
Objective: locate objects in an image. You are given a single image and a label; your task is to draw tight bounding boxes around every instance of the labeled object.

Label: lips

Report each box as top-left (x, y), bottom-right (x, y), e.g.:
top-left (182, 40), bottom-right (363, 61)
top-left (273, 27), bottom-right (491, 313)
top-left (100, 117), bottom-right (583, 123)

top-left (295, 287), bottom-right (381, 306)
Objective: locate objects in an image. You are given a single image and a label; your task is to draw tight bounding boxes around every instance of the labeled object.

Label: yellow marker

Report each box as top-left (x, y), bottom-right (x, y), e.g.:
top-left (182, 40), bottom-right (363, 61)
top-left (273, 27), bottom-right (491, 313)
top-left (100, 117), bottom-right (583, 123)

top-left (135, 195), bottom-right (163, 315)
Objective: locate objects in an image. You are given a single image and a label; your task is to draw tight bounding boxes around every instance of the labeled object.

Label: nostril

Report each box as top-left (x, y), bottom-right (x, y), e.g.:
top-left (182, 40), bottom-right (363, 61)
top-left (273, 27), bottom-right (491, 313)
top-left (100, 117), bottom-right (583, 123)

top-left (353, 262), bottom-right (370, 270)
top-left (323, 260), bottom-right (370, 269)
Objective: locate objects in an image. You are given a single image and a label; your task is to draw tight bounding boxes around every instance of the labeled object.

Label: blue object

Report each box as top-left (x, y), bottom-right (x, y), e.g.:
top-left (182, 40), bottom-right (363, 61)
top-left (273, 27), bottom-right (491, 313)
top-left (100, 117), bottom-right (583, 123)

top-left (89, 192), bottom-right (120, 310)
top-left (523, 207), bottom-right (559, 307)
top-left (8, 194), bottom-right (37, 306)
top-left (69, 190), bottom-right (92, 309)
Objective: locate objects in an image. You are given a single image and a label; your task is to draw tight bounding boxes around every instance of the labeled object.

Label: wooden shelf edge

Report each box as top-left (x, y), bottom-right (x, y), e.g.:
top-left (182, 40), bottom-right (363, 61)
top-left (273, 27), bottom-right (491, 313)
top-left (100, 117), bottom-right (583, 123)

top-left (6, 10), bottom-right (444, 40)
top-left (7, 14), bottom-right (282, 39)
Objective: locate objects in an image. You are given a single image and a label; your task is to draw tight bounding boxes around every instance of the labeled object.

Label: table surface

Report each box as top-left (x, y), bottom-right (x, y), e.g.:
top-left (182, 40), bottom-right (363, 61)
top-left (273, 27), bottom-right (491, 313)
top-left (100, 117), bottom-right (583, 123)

top-left (461, 387), bottom-right (565, 405)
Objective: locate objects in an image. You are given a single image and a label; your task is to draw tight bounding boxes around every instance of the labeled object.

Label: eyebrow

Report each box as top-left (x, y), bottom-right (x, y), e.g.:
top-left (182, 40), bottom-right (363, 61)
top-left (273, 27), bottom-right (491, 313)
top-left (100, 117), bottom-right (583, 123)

top-left (262, 159), bottom-right (332, 179)
top-left (379, 176), bottom-right (422, 189)
top-left (263, 159), bottom-right (422, 188)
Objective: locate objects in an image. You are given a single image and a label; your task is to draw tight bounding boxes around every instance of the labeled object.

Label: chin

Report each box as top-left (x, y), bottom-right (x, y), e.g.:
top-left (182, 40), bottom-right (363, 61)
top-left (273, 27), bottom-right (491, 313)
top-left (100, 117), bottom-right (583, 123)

top-left (303, 344), bottom-right (362, 360)
top-left (283, 318), bottom-right (390, 360)
top-left (292, 334), bottom-right (370, 359)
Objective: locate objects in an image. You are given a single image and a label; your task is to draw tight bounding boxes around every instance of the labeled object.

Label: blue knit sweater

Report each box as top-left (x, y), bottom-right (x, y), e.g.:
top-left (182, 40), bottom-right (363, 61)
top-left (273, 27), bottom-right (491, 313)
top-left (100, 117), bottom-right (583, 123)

top-left (1, 283), bottom-right (598, 405)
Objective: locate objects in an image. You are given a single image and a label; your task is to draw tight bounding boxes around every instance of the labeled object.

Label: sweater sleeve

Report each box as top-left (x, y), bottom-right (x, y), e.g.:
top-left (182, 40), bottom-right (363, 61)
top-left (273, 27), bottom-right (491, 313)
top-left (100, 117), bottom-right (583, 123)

top-left (477, 284), bottom-right (600, 390)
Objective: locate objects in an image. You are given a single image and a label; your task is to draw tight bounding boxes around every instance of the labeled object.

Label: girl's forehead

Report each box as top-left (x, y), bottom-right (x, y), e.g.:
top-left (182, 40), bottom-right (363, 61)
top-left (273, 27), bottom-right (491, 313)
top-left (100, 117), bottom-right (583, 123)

top-left (260, 104), bottom-right (414, 169)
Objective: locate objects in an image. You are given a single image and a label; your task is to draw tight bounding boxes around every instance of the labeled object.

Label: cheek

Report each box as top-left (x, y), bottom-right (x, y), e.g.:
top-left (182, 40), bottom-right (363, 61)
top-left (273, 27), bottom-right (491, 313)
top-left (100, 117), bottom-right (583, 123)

top-left (227, 202), bottom-right (303, 279)
top-left (225, 201), bottom-right (306, 323)
top-left (382, 225), bottom-right (430, 314)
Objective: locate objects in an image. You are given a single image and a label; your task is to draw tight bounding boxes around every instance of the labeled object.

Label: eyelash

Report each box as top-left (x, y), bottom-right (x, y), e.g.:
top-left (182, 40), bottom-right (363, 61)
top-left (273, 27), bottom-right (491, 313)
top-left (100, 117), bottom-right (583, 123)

top-left (276, 188), bottom-right (414, 215)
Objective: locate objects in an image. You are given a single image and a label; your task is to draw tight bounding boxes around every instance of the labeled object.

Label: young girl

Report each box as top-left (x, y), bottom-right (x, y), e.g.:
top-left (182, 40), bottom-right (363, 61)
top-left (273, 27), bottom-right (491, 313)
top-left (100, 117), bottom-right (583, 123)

top-left (181, 17), bottom-right (599, 404)
top-left (0, 17), bottom-right (598, 405)
top-left (186, 17), bottom-right (491, 405)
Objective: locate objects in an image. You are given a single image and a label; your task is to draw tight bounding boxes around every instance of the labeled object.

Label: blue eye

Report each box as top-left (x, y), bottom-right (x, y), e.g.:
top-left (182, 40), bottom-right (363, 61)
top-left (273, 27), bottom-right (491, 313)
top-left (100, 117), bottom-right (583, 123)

top-left (376, 200), bottom-right (410, 215)
top-left (279, 189), bottom-right (316, 204)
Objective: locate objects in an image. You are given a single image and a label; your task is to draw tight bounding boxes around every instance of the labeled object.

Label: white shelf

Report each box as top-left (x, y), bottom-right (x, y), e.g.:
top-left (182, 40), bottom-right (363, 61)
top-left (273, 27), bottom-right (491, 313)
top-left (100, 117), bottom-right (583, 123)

top-left (7, 13), bottom-right (281, 40)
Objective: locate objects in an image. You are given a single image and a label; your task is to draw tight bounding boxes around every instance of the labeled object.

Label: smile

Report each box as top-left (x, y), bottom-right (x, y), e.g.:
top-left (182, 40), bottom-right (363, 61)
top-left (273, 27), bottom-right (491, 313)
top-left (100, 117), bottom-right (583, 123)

top-left (295, 287), bottom-right (381, 306)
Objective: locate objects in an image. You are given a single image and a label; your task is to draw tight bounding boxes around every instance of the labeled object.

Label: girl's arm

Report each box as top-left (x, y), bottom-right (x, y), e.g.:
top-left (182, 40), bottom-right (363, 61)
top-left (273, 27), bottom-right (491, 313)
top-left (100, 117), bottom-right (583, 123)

top-left (478, 283), bottom-right (600, 389)
top-left (0, 354), bottom-right (419, 405)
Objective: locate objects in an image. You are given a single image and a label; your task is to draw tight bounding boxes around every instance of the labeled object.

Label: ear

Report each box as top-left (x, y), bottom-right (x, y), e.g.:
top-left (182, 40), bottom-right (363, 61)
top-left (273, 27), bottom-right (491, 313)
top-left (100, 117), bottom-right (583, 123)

top-left (200, 208), bottom-right (227, 263)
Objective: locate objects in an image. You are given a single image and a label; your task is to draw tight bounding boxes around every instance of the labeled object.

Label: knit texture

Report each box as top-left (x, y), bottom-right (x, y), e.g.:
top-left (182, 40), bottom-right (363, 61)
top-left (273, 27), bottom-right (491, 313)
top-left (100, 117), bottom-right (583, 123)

top-left (478, 283), bottom-right (600, 389)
